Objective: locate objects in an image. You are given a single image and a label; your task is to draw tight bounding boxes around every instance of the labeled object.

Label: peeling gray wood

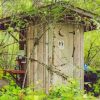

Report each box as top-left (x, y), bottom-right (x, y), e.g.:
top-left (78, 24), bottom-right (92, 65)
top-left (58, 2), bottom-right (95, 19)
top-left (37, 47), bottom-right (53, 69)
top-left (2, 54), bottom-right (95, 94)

top-left (73, 24), bottom-right (84, 89)
top-left (26, 24), bottom-right (34, 85)
top-left (26, 22), bottom-right (84, 90)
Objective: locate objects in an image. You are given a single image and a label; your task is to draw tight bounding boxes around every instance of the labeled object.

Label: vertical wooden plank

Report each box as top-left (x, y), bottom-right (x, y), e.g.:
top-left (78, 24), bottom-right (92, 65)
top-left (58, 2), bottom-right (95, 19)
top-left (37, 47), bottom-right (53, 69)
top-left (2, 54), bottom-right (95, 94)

top-left (43, 24), bottom-right (49, 92)
top-left (43, 24), bottom-right (46, 89)
top-left (48, 24), bottom-right (54, 86)
top-left (26, 26), bottom-right (30, 85)
top-left (53, 23), bottom-right (74, 84)
top-left (80, 26), bottom-right (84, 89)
top-left (33, 25), bottom-right (38, 88)
top-left (36, 24), bottom-right (44, 89)
top-left (73, 25), bottom-right (84, 89)
top-left (52, 24), bottom-right (63, 85)
top-left (26, 24), bottom-right (34, 85)
top-left (73, 25), bottom-right (81, 82)
top-left (46, 26), bottom-right (50, 92)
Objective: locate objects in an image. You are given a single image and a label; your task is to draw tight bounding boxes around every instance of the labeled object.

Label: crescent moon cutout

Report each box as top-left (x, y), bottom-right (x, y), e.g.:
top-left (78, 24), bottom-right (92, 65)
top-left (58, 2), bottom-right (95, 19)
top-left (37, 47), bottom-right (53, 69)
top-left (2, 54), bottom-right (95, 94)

top-left (58, 28), bottom-right (64, 37)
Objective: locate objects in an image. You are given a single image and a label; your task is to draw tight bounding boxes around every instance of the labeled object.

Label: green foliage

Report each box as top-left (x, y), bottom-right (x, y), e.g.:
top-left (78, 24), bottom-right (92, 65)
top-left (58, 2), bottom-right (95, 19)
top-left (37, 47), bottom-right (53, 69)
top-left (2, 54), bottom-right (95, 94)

top-left (84, 30), bottom-right (100, 68)
top-left (0, 78), bottom-right (21, 100)
top-left (0, 29), bottom-right (19, 69)
top-left (46, 80), bottom-right (96, 100)
top-left (0, 68), bottom-right (3, 79)
top-left (0, 79), bottom-right (96, 100)
top-left (93, 79), bottom-right (100, 95)
top-left (1, 0), bottom-right (33, 16)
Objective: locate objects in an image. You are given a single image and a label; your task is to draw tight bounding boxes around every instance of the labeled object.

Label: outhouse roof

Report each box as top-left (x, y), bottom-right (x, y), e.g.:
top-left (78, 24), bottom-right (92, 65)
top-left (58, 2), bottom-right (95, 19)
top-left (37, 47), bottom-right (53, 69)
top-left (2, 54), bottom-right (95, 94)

top-left (0, 1), bottom-right (98, 31)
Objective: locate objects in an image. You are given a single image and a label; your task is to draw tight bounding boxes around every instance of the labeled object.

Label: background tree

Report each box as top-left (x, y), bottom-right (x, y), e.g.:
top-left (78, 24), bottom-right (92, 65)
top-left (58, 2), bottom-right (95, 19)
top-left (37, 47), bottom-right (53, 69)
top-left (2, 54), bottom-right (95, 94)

top-left (84, 30), bottom-right (100, 69)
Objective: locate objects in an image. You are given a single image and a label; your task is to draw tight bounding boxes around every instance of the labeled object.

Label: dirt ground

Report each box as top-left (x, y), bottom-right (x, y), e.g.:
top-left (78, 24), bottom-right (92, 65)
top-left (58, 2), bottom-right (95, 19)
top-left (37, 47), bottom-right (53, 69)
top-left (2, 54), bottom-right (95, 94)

top-left (0, 79), bottom-right (9, 88)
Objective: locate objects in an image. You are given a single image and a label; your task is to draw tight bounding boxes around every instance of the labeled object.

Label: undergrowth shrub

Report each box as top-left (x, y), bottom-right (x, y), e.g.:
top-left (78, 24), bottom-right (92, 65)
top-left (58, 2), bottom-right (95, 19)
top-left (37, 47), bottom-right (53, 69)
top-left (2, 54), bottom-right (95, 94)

top-left (0, 79), bottom-right (96, 100)
top-left (46, 80), bottom-right (96, 100)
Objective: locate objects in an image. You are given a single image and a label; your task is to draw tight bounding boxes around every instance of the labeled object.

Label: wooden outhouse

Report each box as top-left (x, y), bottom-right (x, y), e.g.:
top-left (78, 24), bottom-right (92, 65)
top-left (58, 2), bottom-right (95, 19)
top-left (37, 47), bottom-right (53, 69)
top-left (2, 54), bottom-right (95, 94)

top-left (0, 2), bottom-right (96, 90)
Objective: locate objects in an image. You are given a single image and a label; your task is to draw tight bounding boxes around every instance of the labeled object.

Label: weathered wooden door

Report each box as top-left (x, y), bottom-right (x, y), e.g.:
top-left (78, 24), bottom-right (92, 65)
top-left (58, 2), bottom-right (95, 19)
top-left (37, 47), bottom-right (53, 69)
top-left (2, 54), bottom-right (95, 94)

top-left (48, 23), bottom-right (74, 84)
top-left (26, 23), bottom-right (84, 90)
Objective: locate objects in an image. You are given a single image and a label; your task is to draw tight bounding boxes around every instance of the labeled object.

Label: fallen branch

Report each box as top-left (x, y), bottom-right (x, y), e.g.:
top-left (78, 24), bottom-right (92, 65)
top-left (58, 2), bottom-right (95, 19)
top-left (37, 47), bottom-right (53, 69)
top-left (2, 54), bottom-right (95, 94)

top-left (30, 58), bottom-right (68, 80)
